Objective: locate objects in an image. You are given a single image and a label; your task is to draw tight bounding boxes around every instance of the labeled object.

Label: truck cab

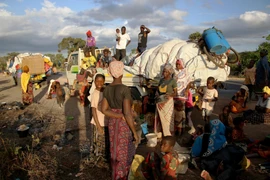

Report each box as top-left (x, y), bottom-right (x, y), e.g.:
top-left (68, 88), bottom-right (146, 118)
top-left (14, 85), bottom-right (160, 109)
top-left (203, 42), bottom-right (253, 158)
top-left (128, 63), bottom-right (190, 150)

top-left (65, 48), bottom-right (148, 100)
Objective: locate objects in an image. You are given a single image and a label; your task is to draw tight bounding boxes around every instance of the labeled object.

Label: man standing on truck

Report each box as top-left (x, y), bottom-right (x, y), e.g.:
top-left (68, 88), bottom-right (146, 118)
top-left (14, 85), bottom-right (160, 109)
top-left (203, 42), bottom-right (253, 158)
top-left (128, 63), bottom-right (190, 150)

top-left (137, 25), bottom-right (151, 54)
top-left (115, 26), bottom-right (131, 61)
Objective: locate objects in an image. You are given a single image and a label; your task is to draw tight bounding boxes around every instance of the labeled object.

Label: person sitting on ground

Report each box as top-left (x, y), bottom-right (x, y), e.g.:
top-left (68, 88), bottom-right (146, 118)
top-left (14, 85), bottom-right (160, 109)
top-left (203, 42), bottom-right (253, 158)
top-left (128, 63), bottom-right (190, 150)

top-left (142, 136), bottom-right (180, 180)
top-left (232, 117), bottom-right (250, 145)
top-left (244, 86), bottom-right (270, 125)
top-left (229, 85), bottom-right (249, 113)
top-left (219, 105), bottom-right (234, 142)
top-left (192, 125), bottom-right (204, 140)
top-left (191, 119), bottom-right (250, 180)
top-left (174, 100), bottom-right (185, 135)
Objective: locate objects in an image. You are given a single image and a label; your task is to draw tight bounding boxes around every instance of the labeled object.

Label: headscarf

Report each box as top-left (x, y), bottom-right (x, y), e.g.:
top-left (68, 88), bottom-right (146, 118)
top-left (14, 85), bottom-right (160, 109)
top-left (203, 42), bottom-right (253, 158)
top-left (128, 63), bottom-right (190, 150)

top-left (108, 60), bottom-right (124, 78)
top-left (263, 86), bottom-right (270, 95)
top-left (240, 85), bottom-right (249, 92)
top-left (21, 66), bottom-right (30, 93)
top-left (176, 59), bottom-right (185, 68)
top-left (22, 65), bottom-right (29, 73)
top-left (163, 63), bottom-right (174, 75)
top-left (191, 119), bottom-right (227, 157)
top-left (86, 30), bottom-right (92, 36)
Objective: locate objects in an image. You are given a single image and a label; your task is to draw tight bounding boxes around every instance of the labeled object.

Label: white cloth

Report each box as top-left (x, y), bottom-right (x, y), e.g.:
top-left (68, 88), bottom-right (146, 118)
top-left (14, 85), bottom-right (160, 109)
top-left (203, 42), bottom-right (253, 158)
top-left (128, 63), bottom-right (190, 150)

top-left (116, 33), bottom-right (130, 49)
top-left (202, 87), bottom-right (218, 111)
top-left (256, 97), bottom-right (270, 109)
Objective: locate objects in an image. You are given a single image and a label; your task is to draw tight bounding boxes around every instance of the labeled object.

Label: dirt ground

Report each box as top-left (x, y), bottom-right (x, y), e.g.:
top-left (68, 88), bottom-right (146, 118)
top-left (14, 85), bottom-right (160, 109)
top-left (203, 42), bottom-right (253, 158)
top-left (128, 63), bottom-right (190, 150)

top-left (0, 73), bottom-right (270, 180)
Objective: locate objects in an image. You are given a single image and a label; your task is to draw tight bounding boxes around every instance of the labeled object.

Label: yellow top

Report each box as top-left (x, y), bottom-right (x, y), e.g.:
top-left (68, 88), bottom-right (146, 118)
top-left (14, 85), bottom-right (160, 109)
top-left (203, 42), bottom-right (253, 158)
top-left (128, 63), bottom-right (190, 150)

top-left (21, 72), bottom-right (30, 93)
top-left (82, 56), bottom-right (96, 67)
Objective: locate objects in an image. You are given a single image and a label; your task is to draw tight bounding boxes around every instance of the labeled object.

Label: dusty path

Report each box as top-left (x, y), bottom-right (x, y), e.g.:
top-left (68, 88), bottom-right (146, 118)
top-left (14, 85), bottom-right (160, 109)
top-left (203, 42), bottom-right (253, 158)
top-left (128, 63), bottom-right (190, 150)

top-left (0, 73), bottom-right (270, 179)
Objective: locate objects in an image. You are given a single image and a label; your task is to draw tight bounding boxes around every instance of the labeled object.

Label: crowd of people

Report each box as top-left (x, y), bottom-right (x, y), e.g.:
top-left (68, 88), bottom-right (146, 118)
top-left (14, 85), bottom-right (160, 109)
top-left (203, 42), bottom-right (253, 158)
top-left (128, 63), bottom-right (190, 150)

top-left (15, 25), bottom-right (270, 180)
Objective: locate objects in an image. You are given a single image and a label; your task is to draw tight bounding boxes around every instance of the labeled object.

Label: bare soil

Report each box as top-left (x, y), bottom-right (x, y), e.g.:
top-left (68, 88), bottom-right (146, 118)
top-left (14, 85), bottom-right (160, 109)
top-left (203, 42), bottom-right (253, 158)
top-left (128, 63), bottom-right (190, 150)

top-left (0, 74), bottom-right (269, 180)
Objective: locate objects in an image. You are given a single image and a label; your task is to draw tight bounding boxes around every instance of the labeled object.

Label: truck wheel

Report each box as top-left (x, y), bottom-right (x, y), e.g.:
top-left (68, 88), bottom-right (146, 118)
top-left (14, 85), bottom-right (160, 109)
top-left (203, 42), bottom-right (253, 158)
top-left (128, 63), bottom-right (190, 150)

top-left (203, 46), bottom-right (225, 68)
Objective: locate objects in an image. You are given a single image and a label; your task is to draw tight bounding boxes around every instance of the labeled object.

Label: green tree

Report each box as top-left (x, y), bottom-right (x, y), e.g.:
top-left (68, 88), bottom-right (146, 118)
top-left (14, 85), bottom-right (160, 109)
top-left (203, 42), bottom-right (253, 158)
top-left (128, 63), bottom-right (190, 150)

top-left (58, 37), bottom-right (86, 55)
top-left (44, 53), bottom-right (65, 68)
top-left (188, 32), bottom-right (202, 41)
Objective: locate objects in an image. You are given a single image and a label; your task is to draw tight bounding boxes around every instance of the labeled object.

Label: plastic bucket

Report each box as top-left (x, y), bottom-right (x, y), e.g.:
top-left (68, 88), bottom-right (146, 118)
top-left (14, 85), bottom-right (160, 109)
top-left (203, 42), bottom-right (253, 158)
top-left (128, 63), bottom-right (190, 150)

top-left (145, 133), bottom-right (157, 147)
top-left (202, 28), bottom-right (227, 55)
top-left (217, 31), bottom-right (231, 53)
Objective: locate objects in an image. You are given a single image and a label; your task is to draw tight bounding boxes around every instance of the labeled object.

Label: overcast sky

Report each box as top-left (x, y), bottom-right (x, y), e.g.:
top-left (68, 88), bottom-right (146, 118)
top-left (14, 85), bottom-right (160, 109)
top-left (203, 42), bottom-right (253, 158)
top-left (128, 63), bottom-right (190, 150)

top-left (0, 0), bottom-right (270, 57)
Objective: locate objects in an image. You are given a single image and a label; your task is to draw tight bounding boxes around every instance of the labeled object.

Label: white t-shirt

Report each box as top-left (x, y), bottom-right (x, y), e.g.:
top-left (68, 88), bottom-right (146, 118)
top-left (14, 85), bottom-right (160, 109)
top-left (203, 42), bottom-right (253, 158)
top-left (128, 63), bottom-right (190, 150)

top-left (91, 89), bottom-right (108, 127)
top-left (116, 33), bottom-right (130, 49)
top-left (256, 97), bottom-right (270, 109)
top-left (202, 87), bottom-right (218, 110)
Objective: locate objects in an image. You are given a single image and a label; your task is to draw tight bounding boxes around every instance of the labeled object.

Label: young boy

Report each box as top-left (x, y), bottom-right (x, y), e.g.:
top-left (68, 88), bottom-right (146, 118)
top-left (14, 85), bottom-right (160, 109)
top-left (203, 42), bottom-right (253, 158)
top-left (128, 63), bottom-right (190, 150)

top-left (160, 136), bottom-right (180, 179)
top-left (142, 136), bottom-right (180, 180)
top-left (174, 100), bottom-right (186, 135)
top-left (199, 77), bottom-right (218, 123)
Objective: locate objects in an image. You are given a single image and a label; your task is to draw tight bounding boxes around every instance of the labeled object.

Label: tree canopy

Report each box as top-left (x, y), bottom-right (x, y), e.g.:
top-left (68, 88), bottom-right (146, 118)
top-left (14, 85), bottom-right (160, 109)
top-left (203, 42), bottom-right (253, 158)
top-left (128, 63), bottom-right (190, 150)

top-left (188, 32), bottom-right (202, 41)
top-left (58, 37), bottom-right (86, 55)
top-left (44, 53), bottom-right (65, 68)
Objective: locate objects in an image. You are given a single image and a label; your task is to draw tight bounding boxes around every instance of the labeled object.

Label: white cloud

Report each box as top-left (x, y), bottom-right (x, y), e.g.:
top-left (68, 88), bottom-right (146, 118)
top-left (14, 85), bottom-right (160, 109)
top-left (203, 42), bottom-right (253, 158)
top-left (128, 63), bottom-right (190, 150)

top-left (267, 5), bottom-right (270, 8)
top-left (240, 11), bottom-right (270, 24)
top-left (0, 9), bottom-right (12, 16)
top-left (0, 3), bottom-right (8, 7)
top-left (170, 10), bottom-right (188, 21)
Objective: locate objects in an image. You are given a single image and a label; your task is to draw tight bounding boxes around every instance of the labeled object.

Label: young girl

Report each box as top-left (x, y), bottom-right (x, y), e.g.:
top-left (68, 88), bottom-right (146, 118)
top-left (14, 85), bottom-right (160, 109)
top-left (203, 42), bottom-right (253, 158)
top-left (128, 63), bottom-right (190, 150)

top-left (115, 28), bottom-right (121, 45)
top-left (185, 81), bottom-right (195, 134)
top-left (90, 74), bottom-right (109, 166)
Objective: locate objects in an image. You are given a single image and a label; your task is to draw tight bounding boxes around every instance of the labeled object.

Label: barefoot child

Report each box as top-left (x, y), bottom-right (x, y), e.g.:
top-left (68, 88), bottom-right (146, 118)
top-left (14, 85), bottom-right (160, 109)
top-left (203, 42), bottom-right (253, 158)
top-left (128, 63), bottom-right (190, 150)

top-left (198, 77), bottom-right (218, 123)
top-left (185, 81), bottom-right (196, 134)
top-left (90, 74), bottom-right (109, 166)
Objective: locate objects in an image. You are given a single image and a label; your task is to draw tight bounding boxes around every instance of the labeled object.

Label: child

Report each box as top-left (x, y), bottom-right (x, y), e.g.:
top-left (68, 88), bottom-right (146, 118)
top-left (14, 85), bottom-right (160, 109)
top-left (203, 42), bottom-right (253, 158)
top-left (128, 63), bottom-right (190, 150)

top-left (55, 81), bottom-right (65, 107)
top-left (115, 28), bottom-right (120, 45)
top-left (198, 77), bottom-right (218, 123)
top-left (192, 125), bottom-right (204, 140)
top-left (219, 105), bottom-right (234, 128)
top-left (82, 50), bottom-right (96, 68)
top-left (229, 85), bottom-right (249, 113)
top-left (232, 117), bottom-right (250, 152)
top-left (85, 30), bottom-right (96, 58)
top-left (174, 100), bottom-right (186, 135)
top-left (219, 105), bottom-right (234, 142)
top-left (90, 74), bottom-right (109, 166)
top-left (243, 60), bottom-right (256, 100)
top-left (142, 136), bottom-right (180, 180)
top-left (185, 81), bottom-right (196, 134)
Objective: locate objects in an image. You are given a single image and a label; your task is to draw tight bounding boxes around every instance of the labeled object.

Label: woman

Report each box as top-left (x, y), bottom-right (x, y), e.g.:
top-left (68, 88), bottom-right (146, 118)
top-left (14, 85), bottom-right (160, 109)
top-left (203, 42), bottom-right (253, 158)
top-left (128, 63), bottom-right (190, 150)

top-left (229, 85), bottom-right (249, 113)
top-left (191, 119), bottom-right (249, 180)
top-left (244, 86), bottom-right (270, 124)
top-left (101, 60), bottom-right (139, 180)
top-left (21, 65), bottom-right (34, 105)
top-left (155, 63), bottom-right (177, 136)
top-left (174, 59), bottom-right (190, 100)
